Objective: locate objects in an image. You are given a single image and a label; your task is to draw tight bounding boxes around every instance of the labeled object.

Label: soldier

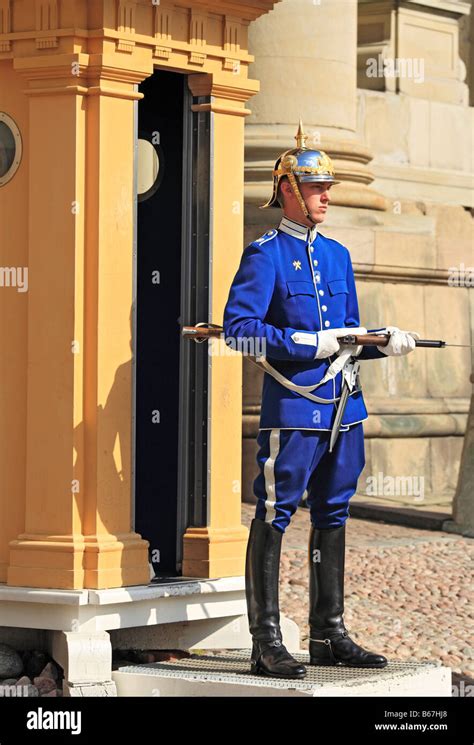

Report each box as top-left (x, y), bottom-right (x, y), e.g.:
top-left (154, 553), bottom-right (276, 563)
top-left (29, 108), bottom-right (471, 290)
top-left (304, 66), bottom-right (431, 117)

top-left (222, 122), bottom-right (419, 679)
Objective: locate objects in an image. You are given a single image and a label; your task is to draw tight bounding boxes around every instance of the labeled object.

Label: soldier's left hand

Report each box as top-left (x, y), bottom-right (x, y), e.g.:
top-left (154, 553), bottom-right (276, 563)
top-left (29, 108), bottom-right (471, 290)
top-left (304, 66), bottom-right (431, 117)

top-left (377, 326), bottom-right (420, 356)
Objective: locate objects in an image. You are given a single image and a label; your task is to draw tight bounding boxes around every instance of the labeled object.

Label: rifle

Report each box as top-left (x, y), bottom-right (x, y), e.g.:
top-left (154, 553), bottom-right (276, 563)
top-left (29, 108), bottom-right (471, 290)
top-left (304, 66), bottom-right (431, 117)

top-left (181, 324), bottom-right (455, 348)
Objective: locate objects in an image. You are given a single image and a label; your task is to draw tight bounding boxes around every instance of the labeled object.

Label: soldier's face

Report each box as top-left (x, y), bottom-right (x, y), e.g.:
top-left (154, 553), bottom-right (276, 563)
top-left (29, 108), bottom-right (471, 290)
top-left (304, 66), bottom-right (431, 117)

top-left (298, 182), bottom-right (332, 223)
top-left (280, 180), bottom-right (332, 224)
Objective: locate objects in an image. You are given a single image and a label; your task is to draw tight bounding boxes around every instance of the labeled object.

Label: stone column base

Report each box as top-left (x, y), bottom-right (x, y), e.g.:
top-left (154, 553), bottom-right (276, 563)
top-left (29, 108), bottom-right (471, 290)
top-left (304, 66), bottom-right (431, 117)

top-left (182, 526), bottom-right (249, 578)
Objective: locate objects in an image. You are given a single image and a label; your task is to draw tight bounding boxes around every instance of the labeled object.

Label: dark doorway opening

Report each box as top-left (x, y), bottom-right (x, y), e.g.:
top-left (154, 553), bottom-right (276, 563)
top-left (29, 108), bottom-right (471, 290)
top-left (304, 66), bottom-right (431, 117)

top-left (134, 69), bottom-right (211, 580)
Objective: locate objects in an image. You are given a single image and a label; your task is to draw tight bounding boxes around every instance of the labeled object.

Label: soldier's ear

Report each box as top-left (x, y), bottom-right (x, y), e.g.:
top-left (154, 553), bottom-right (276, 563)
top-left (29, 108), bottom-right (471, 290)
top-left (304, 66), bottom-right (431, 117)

top-left (279, 179), bottom-right (291, 201)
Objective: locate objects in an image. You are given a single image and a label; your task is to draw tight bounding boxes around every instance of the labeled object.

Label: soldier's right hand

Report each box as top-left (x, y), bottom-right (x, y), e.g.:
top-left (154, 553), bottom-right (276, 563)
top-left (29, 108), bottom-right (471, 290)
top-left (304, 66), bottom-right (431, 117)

top-left (376, 326), bottom-right (420, 356)
top-left (314, 330), bottom-right (341, 359)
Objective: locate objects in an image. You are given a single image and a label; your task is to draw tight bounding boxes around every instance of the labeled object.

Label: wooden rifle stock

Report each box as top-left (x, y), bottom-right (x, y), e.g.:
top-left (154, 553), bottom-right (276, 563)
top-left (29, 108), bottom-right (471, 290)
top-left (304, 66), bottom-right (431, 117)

top-left (182, 325), bottom-right (223, 339)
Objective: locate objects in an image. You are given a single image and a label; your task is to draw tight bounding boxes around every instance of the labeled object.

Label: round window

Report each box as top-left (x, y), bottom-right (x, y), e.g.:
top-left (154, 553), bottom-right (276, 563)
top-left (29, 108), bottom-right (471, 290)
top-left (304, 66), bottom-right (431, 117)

top-left (0, 113), bottom-right (22, 187)
top-left (137, 133), bottom-right (164, 202)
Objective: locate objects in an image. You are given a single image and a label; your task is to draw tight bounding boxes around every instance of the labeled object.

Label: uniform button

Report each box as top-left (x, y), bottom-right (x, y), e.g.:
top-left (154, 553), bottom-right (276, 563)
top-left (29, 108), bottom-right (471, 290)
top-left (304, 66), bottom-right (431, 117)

top-left (310, 246), bottom-right (314, 252)
top-left (313, 260), bottom-right (318, 266)
top-left (319, 290), bottom-right (324, 296)
top-left (322, 305), bottom-right (327, 312)
top-left (324, 320), bottom-right (331, 327)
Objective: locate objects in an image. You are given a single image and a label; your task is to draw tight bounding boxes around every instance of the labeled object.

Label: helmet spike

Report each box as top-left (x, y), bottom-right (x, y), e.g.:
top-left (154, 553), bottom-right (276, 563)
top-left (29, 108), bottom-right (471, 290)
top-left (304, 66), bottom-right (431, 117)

top-left (295, 119), bottom-right (308, 149)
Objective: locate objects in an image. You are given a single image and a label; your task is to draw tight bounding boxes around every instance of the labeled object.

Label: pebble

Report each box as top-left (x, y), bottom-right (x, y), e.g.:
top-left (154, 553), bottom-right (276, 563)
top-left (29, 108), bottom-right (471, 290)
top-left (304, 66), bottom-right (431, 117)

top-left (0, 652), bottom-right (63, 696)
top-left (0, 644), bottom-right (23, 679)
top-left (33, 676), bottom-right (57, 696)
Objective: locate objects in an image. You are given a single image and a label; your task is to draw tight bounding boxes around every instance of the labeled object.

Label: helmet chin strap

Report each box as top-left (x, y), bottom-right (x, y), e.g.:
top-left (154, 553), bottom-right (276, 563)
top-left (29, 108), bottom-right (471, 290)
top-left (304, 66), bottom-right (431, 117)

top-left (287, 172), bottom-right (317, 225)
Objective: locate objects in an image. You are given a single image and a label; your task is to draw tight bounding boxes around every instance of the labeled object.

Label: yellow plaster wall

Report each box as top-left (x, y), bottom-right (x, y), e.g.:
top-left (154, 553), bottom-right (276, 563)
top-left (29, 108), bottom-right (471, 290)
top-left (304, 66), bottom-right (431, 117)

top-left (0, 0), bottom-right (277, 588)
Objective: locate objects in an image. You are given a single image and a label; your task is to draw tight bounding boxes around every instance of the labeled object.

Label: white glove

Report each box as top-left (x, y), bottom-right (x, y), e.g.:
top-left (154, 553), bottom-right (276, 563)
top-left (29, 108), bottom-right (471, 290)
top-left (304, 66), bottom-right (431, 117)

top-left (314, 330), bottom-right (341, 359)
top-left (339, 342), bottom-right (363, 358)
top-left (334, 326), bottom-right (367, 358)
top-left (376, 326), bottom-right (420, 356)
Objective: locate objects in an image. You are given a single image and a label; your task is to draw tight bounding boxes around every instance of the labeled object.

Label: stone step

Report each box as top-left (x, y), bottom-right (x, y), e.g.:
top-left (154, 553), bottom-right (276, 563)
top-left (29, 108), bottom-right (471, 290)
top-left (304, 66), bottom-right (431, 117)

top-left (349, 498), bottom-right (452, 530)
top-left (112, 651), bottom-right (451, 697)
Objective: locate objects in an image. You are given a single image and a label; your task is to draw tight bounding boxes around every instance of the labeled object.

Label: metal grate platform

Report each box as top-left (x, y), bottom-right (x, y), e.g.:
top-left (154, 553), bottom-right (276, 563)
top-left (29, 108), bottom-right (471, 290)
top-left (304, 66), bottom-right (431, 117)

top-left (112, 651), bottom-right (452, 697)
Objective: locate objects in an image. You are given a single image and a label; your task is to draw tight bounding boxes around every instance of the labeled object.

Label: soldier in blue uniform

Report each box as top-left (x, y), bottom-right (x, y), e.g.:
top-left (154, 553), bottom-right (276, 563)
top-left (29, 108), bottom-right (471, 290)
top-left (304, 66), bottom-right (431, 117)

top-left (222, 122), bottom-right (419, 679)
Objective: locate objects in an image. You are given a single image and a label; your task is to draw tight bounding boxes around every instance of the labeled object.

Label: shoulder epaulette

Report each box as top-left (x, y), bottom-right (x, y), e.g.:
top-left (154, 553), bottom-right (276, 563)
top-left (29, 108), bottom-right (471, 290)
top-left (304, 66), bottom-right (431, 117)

top-left (252, 229), bottom-right (278, 246)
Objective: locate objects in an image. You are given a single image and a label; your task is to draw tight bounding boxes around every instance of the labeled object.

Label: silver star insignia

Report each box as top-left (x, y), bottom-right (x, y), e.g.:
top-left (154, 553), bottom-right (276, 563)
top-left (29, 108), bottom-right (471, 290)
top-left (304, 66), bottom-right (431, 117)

top-left (293, 260), bottom-right (302, 271)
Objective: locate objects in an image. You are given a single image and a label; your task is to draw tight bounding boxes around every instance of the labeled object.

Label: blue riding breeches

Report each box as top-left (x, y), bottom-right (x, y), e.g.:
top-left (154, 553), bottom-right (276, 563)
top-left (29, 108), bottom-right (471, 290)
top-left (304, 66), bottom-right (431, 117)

top-left (253, 424), bottom-right (366, 533)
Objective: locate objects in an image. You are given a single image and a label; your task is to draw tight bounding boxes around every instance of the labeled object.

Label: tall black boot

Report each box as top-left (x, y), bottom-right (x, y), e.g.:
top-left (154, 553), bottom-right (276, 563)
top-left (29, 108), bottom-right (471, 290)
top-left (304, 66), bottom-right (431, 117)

top-left (246, 518), bottom-right (306, 678)
top-left (308, 523), bottom-right (388, 668)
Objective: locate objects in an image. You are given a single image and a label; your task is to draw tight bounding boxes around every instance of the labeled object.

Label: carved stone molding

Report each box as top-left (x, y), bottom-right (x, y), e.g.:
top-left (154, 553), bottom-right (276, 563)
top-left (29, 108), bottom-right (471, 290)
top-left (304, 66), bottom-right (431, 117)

top-left (35, 0), bottom-right (58, 49)
top-left (153, 1), bottom-right (173, 60)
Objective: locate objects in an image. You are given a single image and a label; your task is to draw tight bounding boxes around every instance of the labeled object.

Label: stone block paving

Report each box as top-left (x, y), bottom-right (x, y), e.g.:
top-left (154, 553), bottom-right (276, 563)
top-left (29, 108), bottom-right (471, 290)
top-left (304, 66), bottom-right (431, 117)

top-left (242, 502), bottom-right (474, 680)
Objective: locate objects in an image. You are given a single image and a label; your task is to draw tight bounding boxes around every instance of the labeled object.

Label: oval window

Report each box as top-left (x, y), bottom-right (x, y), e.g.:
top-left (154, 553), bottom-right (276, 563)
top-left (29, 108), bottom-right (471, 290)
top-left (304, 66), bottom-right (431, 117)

top-left (137, 135), bottom-right (164, 202)
top-left (0, 113), bottom-right (22, 187)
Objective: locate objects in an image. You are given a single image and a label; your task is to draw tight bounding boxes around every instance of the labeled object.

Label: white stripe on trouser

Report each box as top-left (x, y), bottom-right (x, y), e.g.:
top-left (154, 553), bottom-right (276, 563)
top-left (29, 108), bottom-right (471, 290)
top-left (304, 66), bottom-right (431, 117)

top-left (263, 429), bottom-right (281, 524)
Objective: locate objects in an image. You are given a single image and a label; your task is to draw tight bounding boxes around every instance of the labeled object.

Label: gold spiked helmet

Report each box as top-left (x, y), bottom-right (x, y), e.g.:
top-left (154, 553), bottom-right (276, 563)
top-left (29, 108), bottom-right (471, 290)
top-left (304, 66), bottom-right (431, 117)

top-left (260, 121), bottom-right (340, 219)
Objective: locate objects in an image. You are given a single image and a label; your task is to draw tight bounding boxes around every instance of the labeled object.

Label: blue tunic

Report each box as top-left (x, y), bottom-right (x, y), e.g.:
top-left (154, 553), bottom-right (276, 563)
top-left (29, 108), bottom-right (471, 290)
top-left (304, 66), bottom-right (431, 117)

top-left (222, 216), bottom-right (386, 431)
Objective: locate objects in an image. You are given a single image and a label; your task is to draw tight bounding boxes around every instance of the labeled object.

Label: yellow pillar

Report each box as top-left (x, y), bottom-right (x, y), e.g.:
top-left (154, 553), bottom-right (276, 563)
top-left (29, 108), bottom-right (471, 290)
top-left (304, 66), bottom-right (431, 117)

top-left (0, 61), bottom-right (29, 584)
top-left (7, 53), bottom-right (151, 589)
top-left (182, 72), bottom-right (259, 578)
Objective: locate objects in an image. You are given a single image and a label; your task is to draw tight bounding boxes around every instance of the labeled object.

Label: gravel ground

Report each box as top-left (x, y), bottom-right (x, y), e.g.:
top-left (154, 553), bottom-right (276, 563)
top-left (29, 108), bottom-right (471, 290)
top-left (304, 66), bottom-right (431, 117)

top-left (241, 502), bottom-right (474, 680)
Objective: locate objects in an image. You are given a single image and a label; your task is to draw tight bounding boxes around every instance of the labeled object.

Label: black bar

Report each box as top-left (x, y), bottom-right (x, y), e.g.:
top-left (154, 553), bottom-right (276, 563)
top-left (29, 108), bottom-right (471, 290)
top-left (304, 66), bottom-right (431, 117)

top-left (414, 339), bottom-right (447, 348)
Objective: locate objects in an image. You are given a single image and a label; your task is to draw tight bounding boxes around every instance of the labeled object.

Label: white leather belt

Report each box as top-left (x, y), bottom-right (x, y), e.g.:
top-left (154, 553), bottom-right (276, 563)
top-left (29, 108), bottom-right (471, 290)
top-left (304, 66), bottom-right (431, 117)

top-left (248, 326), bottom-right (366, 404)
